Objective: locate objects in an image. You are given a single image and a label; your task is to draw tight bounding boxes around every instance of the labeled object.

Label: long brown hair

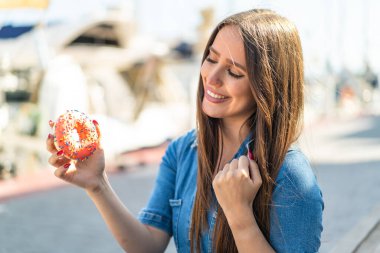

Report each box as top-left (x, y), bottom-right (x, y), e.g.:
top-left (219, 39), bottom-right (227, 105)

top-left (190, 9), bottom-right (304, 252)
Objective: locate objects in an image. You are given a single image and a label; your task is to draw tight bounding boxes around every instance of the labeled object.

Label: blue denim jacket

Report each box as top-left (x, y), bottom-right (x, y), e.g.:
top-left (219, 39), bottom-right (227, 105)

top-left (138, 130), bottom-right (324, 252)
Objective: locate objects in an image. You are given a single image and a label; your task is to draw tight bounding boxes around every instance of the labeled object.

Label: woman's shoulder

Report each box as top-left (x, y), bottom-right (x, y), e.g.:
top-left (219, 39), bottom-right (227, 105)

top-left (278, 147), bottom-right (314, 181)
top-left (165, 129), bottom-right (197, 157)
top-left (274, 147), bottom-right (321, 200)
top-left (170, 129), bottom-right (197, 148)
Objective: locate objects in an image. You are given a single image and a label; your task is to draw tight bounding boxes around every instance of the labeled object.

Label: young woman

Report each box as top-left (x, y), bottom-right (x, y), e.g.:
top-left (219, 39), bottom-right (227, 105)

top-left (46, 9), bottom-right (323, 253)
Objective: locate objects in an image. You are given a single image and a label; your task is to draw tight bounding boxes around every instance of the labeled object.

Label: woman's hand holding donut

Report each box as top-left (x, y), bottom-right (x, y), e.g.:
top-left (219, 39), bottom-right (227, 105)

top-left (212, 156), bottom-right (262, 220)
top-left (46, 120), bottom-right (106, 193)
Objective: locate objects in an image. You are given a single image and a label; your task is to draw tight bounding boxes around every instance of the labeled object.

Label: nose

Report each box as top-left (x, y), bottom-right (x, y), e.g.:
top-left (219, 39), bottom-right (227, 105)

top-left (208, 71), bottom-right (222, 86)
top-left (202, 63), bottom-right (223, 87)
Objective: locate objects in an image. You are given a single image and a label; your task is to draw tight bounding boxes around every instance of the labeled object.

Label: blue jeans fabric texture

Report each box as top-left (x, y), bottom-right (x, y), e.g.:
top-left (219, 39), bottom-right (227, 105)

top-left (138, 129), bottom-right (324, 253)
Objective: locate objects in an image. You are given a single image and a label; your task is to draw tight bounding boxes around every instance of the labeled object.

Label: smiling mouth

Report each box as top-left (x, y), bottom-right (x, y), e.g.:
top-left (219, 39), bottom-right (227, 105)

top-left (206, 89), bottom-right (226, 99)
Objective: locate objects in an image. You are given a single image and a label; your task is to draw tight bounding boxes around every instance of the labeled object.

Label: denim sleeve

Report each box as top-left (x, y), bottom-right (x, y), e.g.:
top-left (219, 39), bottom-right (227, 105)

top-left (138, 140), bottom-right (178, 236)
top-left (270, 150), bottom-right (324, 253)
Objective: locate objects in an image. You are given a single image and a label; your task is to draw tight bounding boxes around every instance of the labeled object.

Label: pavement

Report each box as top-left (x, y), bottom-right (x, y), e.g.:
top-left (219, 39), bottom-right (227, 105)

top-left (0, 163), bottom-right (177, 253)
top-left (330, 204), bottom-right (380, 253)
top-left (299, 112), bottom-right (380, 252)
top-left (0, 168), bottom-right (66, 202)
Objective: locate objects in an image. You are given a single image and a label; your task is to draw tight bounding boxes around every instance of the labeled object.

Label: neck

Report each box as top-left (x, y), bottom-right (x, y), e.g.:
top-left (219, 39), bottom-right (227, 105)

top-left (220, 118), bottom-right (250, 151)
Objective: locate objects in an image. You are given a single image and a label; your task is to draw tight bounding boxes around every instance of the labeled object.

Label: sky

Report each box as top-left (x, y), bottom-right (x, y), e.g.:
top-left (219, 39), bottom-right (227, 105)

top-left (0, 0), bottom-right (379, 74)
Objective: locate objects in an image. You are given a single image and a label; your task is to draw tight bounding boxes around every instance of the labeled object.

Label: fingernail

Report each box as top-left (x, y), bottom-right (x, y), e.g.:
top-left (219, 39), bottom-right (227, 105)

top-left (64, 163), bottom-right (70, 169)
top-left (92, 120), bottom-right (99, 125)
top-left (48, 133), bottom-right (53, 139)
top-left (248, 150), bottom-right (254, 160)
top-left (57, 150), bottom-right (64, 156)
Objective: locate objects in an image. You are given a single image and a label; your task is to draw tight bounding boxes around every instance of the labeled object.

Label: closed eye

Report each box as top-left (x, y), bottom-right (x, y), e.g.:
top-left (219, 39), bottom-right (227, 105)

top-left (228, 69), bottom-right (244, 79)
top-left (206, 57), bottom-right (217, 64)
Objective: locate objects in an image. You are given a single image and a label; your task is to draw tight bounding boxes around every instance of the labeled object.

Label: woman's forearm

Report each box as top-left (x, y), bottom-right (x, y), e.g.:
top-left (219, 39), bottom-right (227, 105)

top-left (86, 174), bottom-right (169, 253)
top-left (227, 207), bottom-right (275, 253)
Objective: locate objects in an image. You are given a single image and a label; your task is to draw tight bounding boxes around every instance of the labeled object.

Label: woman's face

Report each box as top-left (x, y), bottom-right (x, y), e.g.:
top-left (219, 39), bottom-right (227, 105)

top-left (201, 25), bottom-right (255, 124)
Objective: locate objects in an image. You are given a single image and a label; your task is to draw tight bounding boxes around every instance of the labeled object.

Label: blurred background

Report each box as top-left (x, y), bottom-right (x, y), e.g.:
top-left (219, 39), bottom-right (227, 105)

top-left (0, 0), bottom-right (379, 252)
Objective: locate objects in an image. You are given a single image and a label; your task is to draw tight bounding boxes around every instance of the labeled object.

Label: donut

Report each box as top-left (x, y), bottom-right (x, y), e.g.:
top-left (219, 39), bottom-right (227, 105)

top-left (53, 110), bottom-right (99, 161)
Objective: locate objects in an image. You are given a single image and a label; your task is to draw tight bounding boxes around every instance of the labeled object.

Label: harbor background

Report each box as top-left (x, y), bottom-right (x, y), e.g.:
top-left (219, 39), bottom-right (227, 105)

top-left (1, 0), bottom-right (380, 252)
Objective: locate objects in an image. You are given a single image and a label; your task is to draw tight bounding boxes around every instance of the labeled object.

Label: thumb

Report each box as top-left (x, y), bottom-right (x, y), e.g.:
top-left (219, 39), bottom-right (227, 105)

top-left (92, 120), bottom-right (103, 149)
top-left (248, 158), bottom-right (262, 184)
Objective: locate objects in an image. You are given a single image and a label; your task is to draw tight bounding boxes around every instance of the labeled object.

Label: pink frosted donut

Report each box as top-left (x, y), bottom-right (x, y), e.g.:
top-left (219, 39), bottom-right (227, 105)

top-left (53, 110), bottom-right (99, 161)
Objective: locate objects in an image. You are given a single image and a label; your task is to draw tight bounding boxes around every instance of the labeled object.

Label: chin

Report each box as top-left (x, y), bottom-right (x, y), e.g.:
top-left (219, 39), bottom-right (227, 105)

top-left (202, 108), bottom-right (223, 119)
top-left (201, 101), bottom-right (226, 119)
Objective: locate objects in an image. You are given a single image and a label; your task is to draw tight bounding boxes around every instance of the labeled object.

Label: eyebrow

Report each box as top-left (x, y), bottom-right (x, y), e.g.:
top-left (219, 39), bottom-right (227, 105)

top-left (209, 46), bottom-right (247, 72)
